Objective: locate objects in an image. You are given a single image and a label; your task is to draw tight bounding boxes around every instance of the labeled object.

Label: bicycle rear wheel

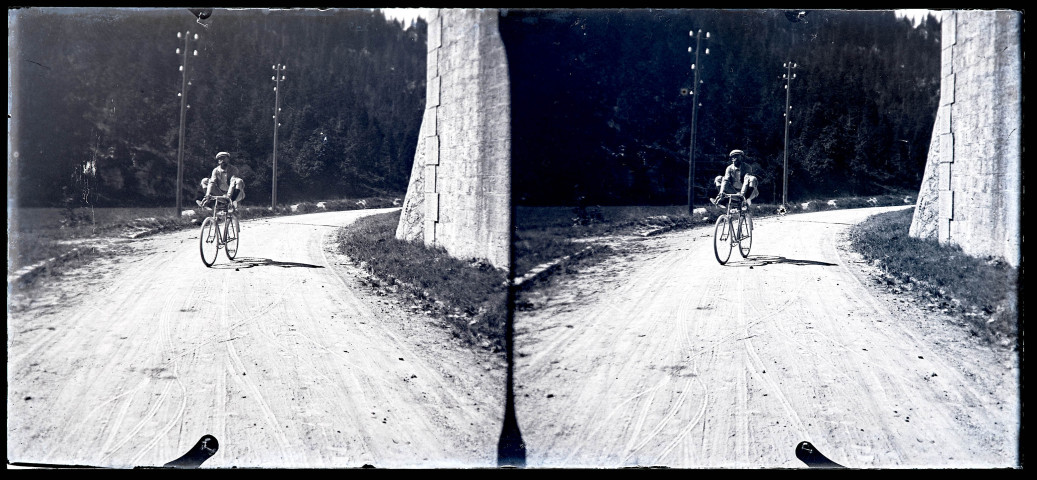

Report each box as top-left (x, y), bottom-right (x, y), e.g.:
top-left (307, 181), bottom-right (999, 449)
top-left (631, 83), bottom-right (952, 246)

top-left (199, 217), bottom-right (219, 267)
top-left (224, 214), bottom-right (240, 260)
top-left (738, 213), bottom-right (753, 258)
top-left (713, 215), bottom-right (732, 265)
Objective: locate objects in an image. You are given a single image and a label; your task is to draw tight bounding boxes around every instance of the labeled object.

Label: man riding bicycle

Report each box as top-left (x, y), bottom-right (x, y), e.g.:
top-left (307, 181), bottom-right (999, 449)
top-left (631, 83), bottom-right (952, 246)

top-left (198, 151), bottom-right (245, 210)
top-left (711, 149), bottom-right (759, 207)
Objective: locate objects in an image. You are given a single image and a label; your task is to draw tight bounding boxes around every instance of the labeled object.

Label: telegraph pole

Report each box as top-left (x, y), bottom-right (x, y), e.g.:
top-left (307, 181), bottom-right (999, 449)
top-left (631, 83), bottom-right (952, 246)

top-left (687, 28), bottom-right (710, 215)
top-left (780, 60), bottom-right (797, 214)
top-left (271, 63), bottom-right (285, 208)
top-left (779, 10), bottom-right (806, 215)
top-left (175, 30), bottom-right (199, 216)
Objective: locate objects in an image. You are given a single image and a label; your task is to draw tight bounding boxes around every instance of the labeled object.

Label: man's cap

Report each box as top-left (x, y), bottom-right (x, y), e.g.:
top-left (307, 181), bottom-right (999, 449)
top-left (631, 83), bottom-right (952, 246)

top-left (729, 149), bottom-right (745, 158)
top-left (215, 151), bottom-right (231, 160)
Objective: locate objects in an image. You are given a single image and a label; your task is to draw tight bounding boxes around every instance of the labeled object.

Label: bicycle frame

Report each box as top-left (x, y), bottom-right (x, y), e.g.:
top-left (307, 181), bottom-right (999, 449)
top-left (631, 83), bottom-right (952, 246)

top-left (712, 193), bottom-right (752, 264)
top-left (206, 198), bottom-right (235, 243)
top-left (720, 194), bottom-right (746, 234)
top-left (199, 196), bottom-right (239, 267)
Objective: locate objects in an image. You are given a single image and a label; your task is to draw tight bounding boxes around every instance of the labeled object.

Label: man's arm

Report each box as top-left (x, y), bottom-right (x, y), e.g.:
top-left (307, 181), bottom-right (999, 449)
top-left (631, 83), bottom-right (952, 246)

top-left (205, 168), bottom-right (219, 197)
top-left (719, 165), bottom-right (734, 194)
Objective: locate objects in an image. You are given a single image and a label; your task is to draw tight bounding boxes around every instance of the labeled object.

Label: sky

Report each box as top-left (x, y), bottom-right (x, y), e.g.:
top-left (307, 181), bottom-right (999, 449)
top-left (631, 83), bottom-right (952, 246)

top-left (895, 9), bottom-right (938, 26)
top-left (377, 9), bottom-right (938, 28)
top-left (379, 8), bottom-right (426, 27)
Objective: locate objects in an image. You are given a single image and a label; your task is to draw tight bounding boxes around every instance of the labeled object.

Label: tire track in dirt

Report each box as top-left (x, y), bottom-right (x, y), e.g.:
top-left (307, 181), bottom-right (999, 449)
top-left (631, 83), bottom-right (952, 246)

top-left (8, 208), bottom-right (501, 468)
top-left (515, 206), bottom-right (1018, 468)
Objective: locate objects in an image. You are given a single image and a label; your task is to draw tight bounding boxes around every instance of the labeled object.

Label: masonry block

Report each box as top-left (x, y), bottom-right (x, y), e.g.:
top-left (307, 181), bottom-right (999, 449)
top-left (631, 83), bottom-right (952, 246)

top-left (429, 76), bottom-right (441, 107)
top-left (938, 162), bottom-right (952, 191)
top-left (939, 190), bottom-right (954, 220)
top-left (425, 192), bottom-right (439, 222)
top-left (425, 135), bottom-right (439, 165)
top-left (937, 107), bottom-right (951, 134)
top-left (941, 72), bottom-right (955, 105)
top-left (938, 218), bottom-right (951, 242)
top-left (425, 48), bottom-right (437, 81)
top-left (940, 133), bottom-right (954, 163)
top-left (428, 15), bottom-right (442, 51)
top-left (423, 165), bottom-right (437, 193)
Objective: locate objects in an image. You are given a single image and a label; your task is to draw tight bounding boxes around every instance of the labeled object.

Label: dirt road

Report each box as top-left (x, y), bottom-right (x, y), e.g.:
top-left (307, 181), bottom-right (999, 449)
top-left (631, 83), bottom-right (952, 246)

top-left (7, 208), bottom-right (504, 468)
top-left (514, 206), bottom-right (1019, 468)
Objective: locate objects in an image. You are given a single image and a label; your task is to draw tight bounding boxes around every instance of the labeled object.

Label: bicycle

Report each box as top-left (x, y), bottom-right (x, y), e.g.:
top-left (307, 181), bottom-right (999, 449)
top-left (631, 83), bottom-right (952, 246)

top-left (198, 195), bottom-right (240, 267)
top-left (712, 192), bottom-right (753, 265)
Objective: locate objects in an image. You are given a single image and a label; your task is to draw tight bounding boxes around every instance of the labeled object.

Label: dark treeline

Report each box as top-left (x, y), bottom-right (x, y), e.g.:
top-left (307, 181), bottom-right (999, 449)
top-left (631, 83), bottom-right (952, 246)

top-left (501, 9), bottom-right (942, 206)
top-left (12, 8), bottom-right (426, 208)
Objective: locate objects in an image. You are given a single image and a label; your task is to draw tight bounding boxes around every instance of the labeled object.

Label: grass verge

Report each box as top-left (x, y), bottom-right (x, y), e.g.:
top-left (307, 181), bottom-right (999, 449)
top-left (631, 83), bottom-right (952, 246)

top-left (848, 208), bottom-right (1019, 348)
top-left (335, 210), bottom-right (507, 355)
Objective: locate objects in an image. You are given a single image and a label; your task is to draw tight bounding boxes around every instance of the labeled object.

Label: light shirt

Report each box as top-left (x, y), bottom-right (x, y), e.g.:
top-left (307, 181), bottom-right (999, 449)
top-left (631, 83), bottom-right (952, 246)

top-left (209, 164), bottom-right (239, 194)
top-left (721, 163), bottom-right (743, 194)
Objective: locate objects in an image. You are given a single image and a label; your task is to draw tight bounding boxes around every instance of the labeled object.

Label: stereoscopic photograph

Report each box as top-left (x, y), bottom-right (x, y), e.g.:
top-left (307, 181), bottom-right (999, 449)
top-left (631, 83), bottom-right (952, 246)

top-left (8, 8), bottom-right (1020, 469)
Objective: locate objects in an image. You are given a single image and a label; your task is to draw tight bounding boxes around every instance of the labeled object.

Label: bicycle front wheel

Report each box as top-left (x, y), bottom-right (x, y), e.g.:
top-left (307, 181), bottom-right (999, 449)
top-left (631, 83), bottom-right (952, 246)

top-left (225, 214), bottom-right (240, 260)
top-left (738, 213), bottom-right (753, 258)
top-left (713, 215), bottom-right (732, 265)
top-left (199, 217), bottom-right (219, 267)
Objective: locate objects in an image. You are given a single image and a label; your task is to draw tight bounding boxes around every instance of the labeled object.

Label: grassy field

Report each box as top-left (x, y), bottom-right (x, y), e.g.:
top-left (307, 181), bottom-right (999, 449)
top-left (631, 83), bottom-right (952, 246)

top-left (848, 208), bottom-right (1019, 348)
top-left (335, 210), bottom-right (508, 354)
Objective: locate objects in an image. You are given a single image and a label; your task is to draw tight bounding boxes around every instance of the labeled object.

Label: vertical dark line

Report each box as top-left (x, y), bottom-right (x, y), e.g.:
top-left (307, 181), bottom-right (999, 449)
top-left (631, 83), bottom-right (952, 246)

top-left (497, 9), bottom-right (526, 465)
